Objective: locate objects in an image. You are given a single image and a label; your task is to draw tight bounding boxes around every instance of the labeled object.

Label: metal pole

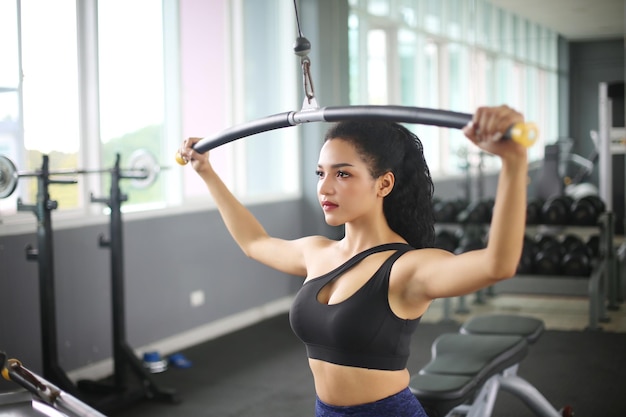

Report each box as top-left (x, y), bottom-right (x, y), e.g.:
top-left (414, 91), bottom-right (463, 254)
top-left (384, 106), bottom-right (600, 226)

top-left (17, 155), bottom-right (78, 395)
top-left (598, 83), bottom-right (613, 212)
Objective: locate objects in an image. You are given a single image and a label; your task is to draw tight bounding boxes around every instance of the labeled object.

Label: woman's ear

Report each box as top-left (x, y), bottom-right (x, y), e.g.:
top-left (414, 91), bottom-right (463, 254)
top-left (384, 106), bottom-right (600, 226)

top-left (378, 171), bottom-right (395, 197)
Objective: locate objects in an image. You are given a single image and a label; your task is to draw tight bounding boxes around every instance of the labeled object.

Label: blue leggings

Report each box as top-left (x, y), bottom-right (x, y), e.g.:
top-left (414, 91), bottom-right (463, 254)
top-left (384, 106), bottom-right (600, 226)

top-left (315, 387), bottom-right (428, 417)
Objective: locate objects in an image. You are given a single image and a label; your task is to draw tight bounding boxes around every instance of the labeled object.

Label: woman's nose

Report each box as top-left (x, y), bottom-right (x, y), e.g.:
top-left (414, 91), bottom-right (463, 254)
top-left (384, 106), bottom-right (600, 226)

top-left (317, 176), bottom-right (334, 195)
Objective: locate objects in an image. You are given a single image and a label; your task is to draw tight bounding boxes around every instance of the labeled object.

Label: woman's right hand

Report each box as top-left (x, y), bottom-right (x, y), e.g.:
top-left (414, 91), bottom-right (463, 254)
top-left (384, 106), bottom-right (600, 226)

top-left (179, 137), bottom-right (212, 174)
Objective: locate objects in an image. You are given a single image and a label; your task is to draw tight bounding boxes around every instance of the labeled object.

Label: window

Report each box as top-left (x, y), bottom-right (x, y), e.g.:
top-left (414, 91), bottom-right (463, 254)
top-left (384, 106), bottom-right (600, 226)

top-left (0, 0), bottom-right (21, 214)
top-left (1, 0), bottom-right (81, 214)
top-left (239, 0), bottom-right (299, 198)
top-left (367, 29), bottom-right (389, 104)
top-left (348, 0), bottom-right (559, 176)
top-left (1, 0), bottom-right (301, 229)
top-left (98, 0), bottom-right (167, 209)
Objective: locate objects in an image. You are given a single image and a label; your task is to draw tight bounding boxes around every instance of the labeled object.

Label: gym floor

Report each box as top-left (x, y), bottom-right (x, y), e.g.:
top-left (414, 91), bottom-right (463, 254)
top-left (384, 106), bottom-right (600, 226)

top-left (423, 292), bottom-right (626, 333)
top-left (104, 291), bottom-right (626, 417)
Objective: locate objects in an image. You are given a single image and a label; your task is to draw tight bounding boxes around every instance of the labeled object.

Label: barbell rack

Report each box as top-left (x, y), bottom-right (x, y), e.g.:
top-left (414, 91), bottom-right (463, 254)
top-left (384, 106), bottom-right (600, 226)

top-left (5, 151), bottom-right (175, 413)
top-left (78, 153), bottom-right (179, 412)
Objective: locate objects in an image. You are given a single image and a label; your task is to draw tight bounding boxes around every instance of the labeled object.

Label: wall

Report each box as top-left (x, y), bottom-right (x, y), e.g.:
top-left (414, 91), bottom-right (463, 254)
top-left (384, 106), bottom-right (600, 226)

top-left (568, 39), bottom-right (624, 232)
top-left (0, 202), bottom-right (303, 391)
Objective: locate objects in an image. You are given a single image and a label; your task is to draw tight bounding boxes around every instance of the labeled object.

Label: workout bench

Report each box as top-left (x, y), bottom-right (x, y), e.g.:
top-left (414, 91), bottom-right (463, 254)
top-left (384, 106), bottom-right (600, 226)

top-left (410, 314), bottom-right (573, 417)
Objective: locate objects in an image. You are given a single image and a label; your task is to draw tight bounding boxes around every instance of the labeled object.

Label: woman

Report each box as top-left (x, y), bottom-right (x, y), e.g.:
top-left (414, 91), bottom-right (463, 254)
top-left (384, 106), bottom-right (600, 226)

top-left (178, 105), bottom-right (528, 416)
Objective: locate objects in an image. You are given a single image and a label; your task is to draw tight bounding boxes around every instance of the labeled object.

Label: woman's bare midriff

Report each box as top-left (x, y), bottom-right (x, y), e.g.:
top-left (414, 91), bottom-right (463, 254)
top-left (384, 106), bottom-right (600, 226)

top-left (309, 358), bottom-right (411, 406)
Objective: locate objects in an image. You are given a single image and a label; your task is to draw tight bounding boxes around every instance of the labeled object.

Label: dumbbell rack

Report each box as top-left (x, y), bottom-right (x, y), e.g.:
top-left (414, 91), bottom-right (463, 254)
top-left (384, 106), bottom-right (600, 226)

top-left (434, 204), bottom-right (621, 330)
top-left (77, 154), bottom-right (179, 412)
top-left (492, 211), bottom-right (618, 331)
top-left (16, 155), bottom-right (81, 396)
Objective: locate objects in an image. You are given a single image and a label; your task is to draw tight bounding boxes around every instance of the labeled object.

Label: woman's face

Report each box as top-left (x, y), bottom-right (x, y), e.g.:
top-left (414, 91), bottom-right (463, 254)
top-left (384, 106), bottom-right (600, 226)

top-left (316, 138), bottom-right (383, 226)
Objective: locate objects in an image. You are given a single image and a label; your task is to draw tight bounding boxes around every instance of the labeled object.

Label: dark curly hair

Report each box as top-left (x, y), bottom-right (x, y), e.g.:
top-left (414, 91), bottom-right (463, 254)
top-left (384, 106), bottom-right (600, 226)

top-left (324, 120), bottom-right (435, 249)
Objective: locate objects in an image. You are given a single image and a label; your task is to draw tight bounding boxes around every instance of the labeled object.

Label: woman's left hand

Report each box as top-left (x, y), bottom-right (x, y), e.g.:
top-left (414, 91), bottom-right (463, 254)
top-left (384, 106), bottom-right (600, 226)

top-left (462, 105), bottom-right (527, 159)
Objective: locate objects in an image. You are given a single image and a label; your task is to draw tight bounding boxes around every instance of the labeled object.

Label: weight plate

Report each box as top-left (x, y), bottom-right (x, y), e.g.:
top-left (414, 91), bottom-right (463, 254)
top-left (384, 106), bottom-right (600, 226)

top-left (127, 149), bottom-right (160, 189)
top-left (0, 155), bottom-right (19, 199)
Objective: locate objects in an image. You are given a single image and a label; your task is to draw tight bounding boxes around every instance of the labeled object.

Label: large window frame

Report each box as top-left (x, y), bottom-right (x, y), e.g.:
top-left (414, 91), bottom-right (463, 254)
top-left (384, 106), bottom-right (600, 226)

top-left (0, 0), bottom-right (302, 235)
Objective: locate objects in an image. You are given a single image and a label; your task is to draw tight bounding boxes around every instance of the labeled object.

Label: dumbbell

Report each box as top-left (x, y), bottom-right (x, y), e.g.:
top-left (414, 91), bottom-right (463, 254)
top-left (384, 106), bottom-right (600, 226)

top-left (560, 234), bottom-right (592, 276)
top-left (586, 234), bottom-right (600, 259)
top-left (541, 196), bottom-right (573, 225)
top-left (533, 234), bottom-right (563, 275)
top-left (434, 199), bottom-right (467, 223)
top-left (456, 199), bottom-right (493, 224)
top-left (434, 229), bottom-right (459, 253)
top-left (570, 195), bottom-right (606, 226)
top-left (454, 228), bottom-right (487, 254)
top-left (526, 198), bottom-right (544, 225)
top-left (517, 234), bottom-right (537, 274)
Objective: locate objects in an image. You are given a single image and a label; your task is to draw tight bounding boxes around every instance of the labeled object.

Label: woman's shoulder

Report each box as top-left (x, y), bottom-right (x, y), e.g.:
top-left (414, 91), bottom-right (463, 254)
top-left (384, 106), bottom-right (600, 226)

top-left (393, 246), bottom-right (454, 274)
top-left (296, 235), bottom-right (339, 258)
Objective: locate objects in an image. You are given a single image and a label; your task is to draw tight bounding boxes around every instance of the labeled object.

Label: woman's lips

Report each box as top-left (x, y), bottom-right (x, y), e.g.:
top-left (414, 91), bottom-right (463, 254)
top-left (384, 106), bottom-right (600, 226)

top-left (321, 201), bottom-right (338, 211)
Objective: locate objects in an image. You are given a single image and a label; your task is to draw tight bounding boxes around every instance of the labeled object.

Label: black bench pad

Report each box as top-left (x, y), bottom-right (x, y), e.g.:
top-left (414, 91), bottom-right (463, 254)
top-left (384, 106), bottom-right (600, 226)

top-left (411, 333), bottom-right (528, 416)
top-left (460, 314), bottom-right (545, 344)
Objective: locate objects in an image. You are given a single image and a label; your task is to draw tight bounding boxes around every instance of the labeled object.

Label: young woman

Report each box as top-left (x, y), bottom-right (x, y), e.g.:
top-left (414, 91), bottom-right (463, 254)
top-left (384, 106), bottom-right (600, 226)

top-left (178, 105), bottom-right (528, 417)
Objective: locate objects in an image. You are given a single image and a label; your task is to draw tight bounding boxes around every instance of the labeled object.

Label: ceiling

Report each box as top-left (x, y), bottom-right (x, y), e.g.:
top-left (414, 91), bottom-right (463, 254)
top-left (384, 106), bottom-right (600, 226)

top-left (489, 0), bottom-right (625, 41)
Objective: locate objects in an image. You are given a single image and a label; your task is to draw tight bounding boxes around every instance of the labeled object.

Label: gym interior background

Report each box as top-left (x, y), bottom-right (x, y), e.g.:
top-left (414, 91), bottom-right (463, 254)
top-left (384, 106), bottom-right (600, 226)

top-left (0, 0), bottom-right (625, 414)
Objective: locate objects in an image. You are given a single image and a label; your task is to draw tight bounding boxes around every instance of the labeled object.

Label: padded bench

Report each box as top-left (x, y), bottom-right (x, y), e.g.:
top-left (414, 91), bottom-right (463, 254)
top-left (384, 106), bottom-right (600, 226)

top-left (410, 314), bottom-right (569, 417)
top-left (460, 314), bottom-right (544, 343)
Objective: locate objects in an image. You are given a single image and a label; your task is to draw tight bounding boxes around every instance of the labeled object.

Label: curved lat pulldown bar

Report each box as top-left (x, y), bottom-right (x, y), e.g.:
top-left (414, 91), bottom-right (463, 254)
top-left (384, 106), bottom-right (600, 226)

top-left (175, 105), bottom-right (538, 165)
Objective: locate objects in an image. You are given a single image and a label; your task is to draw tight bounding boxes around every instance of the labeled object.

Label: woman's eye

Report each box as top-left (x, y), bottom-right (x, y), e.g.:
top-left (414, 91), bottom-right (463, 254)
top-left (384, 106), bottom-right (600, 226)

top-left (315, 170), bottom-right (324, 179)
top-left (337, 171), bottom-right (349, 178)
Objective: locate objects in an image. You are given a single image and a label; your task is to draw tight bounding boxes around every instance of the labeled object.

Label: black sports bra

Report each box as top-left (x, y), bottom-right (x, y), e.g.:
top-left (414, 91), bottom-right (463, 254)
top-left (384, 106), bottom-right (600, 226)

top-left (289, 243), bottom-right (420, 371)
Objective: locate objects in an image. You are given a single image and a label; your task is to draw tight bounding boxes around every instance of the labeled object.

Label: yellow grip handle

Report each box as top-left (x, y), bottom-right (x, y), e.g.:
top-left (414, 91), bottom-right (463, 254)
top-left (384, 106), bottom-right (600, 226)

top-left (509, 122), bottom-right (539, 148)
top-left (175, 152), bottom-right (187, 166)
top-left (1, 358), bottom-right (20, 381)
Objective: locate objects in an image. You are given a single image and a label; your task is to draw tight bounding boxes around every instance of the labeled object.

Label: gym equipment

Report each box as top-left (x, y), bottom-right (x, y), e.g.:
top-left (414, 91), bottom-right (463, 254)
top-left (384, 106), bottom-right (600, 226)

top-left (535, 144), bottom-right (563, 200)
top-left (517, 232), bottom-right (596, 278)
top-left (560, 234), bottom-right (593, 277)
top-left (456, 200), bottom-right (493, 224)
top-left (508, 212), bottom-right (616, 330)
top-left (532, 234), bottom-right (563, 275)
top-left (528, 233), bottom-right (594, 277)
top-left (570, 195), bottom-right (605, 225)
top-left (586, 234), bottom-right (600, 258)
top-left (78, 153), bottom-right (179, 411)
top-left (1, 352), bottom-right (106, 417)
top-left (598, 81), bottom-right (626, 234)
top-left (454, 233), bottom-right (485, 254)
top-left (10, 153), bottom-right (174, 412)
top-left (526, 198), bottom-right (544, 225)
top-left (411, 314), bottom-right (573, 417)
top-left (176, 106), bottom-right (537, 161)
top-left (0, 150), bottom-right (162, 199)
top-left (561, 251), bottom-right (592, 277)
top-left (540, 196), bottom-right (573, 225)
top-left (0, 155), bottom-right (18, 198)
top-left (517, 235), bottom-right (537, 274)
top-left (434, 199), bottom-right (467, 223)
top-left (14, 155), bottom-right (81, 396)
top-left (434, 229), bottom-right (459, 253)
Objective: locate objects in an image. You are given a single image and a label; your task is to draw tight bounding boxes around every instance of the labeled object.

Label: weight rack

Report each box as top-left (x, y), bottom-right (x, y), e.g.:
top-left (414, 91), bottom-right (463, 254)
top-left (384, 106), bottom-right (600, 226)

top-left (78, 153), bottom-right (179, 411)
top-left (433, 195), bottom-right (621, 330)
top-left (4, 152), bottom-right (176, 413)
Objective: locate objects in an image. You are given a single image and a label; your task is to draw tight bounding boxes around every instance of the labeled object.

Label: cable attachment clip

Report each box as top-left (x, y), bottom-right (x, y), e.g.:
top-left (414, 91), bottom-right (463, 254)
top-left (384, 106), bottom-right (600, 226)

top-left (293, 36), bottom-right (318, 110)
